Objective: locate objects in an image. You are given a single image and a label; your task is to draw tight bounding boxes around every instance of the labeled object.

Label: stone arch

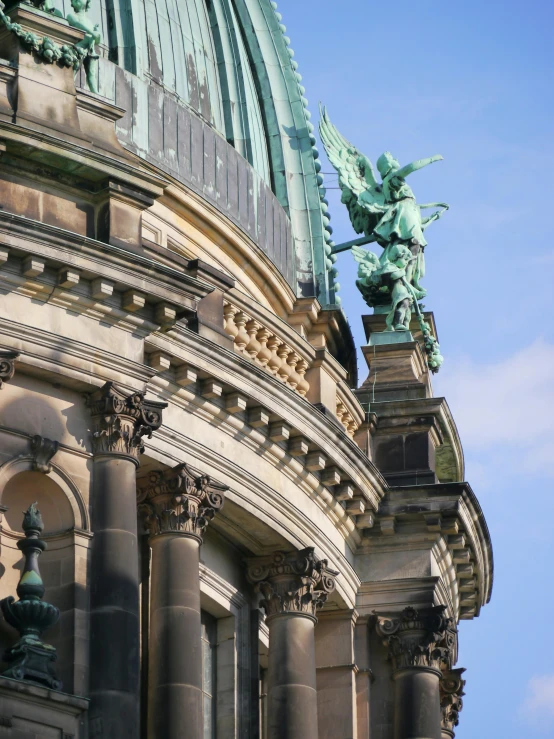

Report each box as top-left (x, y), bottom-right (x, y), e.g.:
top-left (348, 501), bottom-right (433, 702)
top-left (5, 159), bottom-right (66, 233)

top-left (0, 456), bottom-right (89, 533)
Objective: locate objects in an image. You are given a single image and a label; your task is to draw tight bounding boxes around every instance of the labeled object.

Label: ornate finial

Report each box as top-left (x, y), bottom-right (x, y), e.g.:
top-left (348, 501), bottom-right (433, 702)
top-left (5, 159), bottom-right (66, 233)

top-left (246, 548), bottom-right (338, 620)
top-left (440, 668), bottom-right (466, 737)
top-left (86, 381), bottom-right (167, 462)
top-left (0, 504), bottom-right (61, 689)
top-left (375, 606), bottom-right (455, 673)
top-left (137, 463), bottom-right (227, 541)
top-left (0, 349), bottom-right (19, 389)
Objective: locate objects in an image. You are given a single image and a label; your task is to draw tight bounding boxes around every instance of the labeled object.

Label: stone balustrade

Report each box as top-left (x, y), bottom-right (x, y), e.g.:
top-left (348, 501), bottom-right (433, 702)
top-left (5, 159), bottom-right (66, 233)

top-left (223, 301), bottom-right (311, 396)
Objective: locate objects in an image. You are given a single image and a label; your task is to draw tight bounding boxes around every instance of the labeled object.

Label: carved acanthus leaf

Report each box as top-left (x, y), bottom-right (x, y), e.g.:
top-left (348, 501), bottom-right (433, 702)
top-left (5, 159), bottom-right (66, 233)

top-left (246, 548), bottom-right (338, 619)
top-left (86, 382), bottom-right (167, 460)
top-left (440, 668), bottom-right (466, 735)
top-left (137, 463), bottom-right (227, 540)
top-left (376, 606), bottom-right (455, 672)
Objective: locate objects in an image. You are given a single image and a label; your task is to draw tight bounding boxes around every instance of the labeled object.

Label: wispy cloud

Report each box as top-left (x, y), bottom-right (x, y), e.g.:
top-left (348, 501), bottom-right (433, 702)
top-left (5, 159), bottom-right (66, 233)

top-left (520, 674), bottom-right (554, 730)
top-left (435, 340), bottom-right (554, 478)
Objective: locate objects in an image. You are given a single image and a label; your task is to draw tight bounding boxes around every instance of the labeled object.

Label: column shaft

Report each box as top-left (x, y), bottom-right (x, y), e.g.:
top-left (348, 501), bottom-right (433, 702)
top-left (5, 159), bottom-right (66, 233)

top-left (393, 667), bottom-right (442, 739)
top-left (148, 535), bottom-right (203, 739)
top-left (89, 456), bottom-right (140, 738)
top-left (267, 614), bottom-right (318, 739)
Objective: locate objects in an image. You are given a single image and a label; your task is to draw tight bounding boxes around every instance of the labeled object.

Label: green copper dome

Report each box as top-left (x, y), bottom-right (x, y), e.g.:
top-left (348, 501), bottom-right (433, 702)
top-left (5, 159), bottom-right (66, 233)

top-left (57, 0), bottom-right (338, 303)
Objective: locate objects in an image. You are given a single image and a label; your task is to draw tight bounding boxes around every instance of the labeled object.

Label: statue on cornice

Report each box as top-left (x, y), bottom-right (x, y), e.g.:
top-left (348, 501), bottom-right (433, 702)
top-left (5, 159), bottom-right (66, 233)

top-left (66, 0), bottom-right (101, 94)
top-left (319, 105), bottom-right (448, 371)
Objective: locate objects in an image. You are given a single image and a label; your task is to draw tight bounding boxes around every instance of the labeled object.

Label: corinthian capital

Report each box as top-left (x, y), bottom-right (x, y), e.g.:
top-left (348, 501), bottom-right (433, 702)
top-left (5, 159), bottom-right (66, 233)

top-left (86, 382), bottom-right (167, 461)
top-left (0, 349), bottom-right (19, 388)
top-left (246, 548), bottom-right (338, 620)
top-left (375, 606), bottom-right (455, 673)
top-left (137, 463), bottom-right (227, 541)
top-left (440, 668), bottom-right (466, 736)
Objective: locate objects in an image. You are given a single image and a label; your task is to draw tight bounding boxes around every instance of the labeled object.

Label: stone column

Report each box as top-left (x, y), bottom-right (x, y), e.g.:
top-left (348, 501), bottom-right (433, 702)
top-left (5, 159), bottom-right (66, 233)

top-left (247, 549), bottom-right (338, 739)
top-left (376, 606), bottom-right (455, 739)
top-left (137, 464), bottom-right (227, 739)
top-left (440, 668), bottom-right (466, 739)
top-left (86, 382), bottom-right (166, 739)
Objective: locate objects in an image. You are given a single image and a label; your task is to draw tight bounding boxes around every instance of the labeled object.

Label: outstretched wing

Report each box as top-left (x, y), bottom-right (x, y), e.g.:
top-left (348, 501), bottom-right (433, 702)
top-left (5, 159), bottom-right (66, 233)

top-left (319, 105), bottom-right (386, 236)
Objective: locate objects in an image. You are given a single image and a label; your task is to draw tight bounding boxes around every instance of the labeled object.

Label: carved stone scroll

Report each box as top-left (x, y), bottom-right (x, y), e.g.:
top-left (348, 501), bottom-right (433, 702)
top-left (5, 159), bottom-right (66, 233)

top-left (30, 435), bottom-right (59, 474)
top-left (137, 463), bottom-right (227, 541)
top-left (86, 381), bottom-right (167, 461)
top-left (246, 547), bottom-right (338, 620)
top-left (0, 349), bottom-right (19, 389)
top-left (376, 606), bottom-right (455, 673)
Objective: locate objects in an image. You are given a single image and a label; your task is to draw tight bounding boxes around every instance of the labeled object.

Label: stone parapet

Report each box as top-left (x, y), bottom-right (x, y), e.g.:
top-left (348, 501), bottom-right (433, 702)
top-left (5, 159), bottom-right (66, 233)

top-left (0, 676), bottom-right (88, 738)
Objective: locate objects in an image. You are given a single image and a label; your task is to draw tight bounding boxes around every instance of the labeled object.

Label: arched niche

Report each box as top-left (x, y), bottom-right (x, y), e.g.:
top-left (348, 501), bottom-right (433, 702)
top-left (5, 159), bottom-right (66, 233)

top-left (0, 456), bottom-right (91, 694)
top-left (2, 471), bottom-right (74, 535)
top-left (0, 457), bottom-right (89, 532)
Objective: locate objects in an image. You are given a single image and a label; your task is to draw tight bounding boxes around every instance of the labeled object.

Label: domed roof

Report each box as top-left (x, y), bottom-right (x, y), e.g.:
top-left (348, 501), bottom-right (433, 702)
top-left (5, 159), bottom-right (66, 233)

top-left (75, 0), bottom-right (338, 303)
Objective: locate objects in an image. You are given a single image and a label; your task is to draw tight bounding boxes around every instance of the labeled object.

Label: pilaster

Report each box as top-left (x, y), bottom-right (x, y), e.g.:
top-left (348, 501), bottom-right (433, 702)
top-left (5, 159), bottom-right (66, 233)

top-left (375, 606), bottom-right (457, 739)
top-left (376, 606), bottom-right (455, 674)
top-left (440, 668), bottom-right (466, 738)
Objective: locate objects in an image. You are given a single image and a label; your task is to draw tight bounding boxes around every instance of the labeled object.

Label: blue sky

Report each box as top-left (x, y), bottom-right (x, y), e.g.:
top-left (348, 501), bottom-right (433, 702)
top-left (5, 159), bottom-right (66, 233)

top-left (276, 0), bottom-right (554, 735)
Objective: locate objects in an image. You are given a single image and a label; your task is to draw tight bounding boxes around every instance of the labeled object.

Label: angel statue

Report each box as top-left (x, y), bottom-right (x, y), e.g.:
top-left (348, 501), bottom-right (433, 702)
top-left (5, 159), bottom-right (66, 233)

top-left (319, 106), bottom-right (448, 371)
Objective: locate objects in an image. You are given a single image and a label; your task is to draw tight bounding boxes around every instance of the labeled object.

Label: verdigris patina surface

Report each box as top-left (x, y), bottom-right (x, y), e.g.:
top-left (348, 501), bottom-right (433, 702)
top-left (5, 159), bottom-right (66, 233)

top-left (0, 0), bottom-right (100, 92)
top-left (66, 0), bottom-right (101, 93)
top-left (319, 105), bottom-right (448, 371)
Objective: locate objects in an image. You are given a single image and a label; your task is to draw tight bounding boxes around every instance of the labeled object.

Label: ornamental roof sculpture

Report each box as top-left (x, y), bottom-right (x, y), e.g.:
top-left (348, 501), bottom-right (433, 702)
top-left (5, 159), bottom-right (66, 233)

top-left (319, 105), bottom-right (449, 371)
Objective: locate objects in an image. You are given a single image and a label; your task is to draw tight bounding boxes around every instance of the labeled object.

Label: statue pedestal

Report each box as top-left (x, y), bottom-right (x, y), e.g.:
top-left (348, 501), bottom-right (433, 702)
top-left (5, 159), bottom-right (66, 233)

top-left (358, 336), bottom-right (430, 404)
top-left (0, 5), bottom-right (86, 137)
top-left (355, 317), bottom-right (443, 486)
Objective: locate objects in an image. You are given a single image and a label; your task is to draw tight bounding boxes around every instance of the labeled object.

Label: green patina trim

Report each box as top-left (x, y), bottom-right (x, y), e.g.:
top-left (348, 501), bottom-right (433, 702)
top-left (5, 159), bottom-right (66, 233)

top-left (0, 2), bottom-right (88, 68)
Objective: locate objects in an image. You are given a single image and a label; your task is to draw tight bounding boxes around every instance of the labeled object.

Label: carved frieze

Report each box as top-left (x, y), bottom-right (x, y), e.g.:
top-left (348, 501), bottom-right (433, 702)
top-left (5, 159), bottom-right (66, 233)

top-left (440, 668), bottom-right (466, 736)
top-left (246, 548), bottom-right (338, 620)
top-left (376, 606), bottom-right (455, 673)
top-left (86, 382), bottom-right (167, 461)
top-left (137, 463), bottom-right (227, 541)
top-left (0, 349), bottom-right (19, 388)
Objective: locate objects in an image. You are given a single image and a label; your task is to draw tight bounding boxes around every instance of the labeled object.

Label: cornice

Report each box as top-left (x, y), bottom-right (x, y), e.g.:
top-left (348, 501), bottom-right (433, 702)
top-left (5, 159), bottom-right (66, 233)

top-left (160, 183), bottom-right (297, 316)
top-left (361, 482), bottom-right (493, 620)
top-left (0, 317), bottom-right (156, 391)
top-left (0, 211), bottom-right (214, 304)
top-left (146, 326), bottom-right (386, 509)
top-left (0, 119), bottom-right (167, 197)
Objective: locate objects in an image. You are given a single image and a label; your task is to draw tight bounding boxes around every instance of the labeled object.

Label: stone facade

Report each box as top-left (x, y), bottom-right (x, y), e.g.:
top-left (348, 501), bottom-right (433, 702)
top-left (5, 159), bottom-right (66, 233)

top-left (0, 2), bottom-right (492, 738)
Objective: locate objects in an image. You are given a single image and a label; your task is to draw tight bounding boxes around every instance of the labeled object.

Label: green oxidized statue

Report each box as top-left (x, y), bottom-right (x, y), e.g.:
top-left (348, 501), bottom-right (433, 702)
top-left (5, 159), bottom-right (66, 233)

top-left (66, 0), bottom-right (101, 94)
top-left (319, 106), bottom-right (448, 372)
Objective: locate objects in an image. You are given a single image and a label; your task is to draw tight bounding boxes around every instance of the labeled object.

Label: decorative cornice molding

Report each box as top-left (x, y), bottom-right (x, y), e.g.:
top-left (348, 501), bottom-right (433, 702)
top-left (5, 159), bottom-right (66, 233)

top-left (30, 435), bottom-right (59, 474)
top-left (246, 547), bottom-right (338, 620)
top-left (375, 606), bottom-right (456, 673)
top-left (137, 463), bottom-right (227, 541)
top-left (440, 668), bottom-right (466, 736)
top-left (86, 381), bottom-right (167, 461)
top-left (0, 349), bottom-right (19, 388)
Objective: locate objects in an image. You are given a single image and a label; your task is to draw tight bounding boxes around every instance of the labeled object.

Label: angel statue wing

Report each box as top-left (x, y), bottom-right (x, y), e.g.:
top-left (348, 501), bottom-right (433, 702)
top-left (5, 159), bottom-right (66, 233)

top-left (319, 104), bottom-right (386, 237)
